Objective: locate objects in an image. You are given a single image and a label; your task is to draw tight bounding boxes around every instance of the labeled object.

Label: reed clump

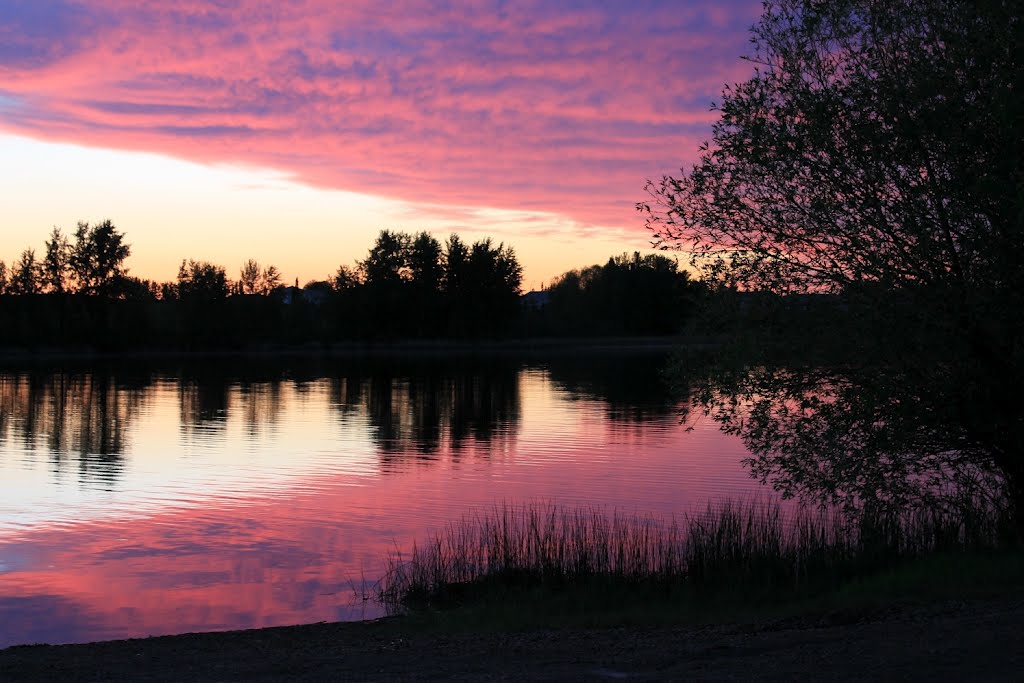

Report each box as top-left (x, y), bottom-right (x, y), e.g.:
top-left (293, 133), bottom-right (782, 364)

top-left (378, 499), bottom-right (1016, 612)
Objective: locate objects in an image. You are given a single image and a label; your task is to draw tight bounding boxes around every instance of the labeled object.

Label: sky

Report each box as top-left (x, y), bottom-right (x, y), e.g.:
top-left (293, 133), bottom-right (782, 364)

top-left (0, 0), bottom-right (762, 289)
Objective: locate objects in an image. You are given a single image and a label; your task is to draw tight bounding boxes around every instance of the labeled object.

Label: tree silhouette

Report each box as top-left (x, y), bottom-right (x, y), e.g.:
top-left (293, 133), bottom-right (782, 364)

top-left (262, 264), bottom-right (282, 293)
top-left (544, 253), bottom-right (694, 335)
top-left (238, 259), bottom-right (261, 295)
top-left (238, 259), bottom-right (282, 295)
top-left (3, 224), bottom-right (540, 346)
top-left (468, 238), bottom-right (522, 334)
top-left (10, 249), bottom-right (41, 295)
top-left (441, 233), bottom-right (471, 336)
top-left (42, 227), bottom-right (71, 294)
top-left (175, 260), bottom-right (232, 347)
top-left (408, 232), bottom-right (444, 289)
top-left (69, 220), bottom-right (131, 296)
top-left (408, 232), bottom-right (444, 336)
top-left (360, 230), bottom-right (411, 287)
top-left (333, 264), bottom-right (361, 291)
top-left (642, 0), bottom-right (1020, 298)
top-left (358, 230), bottom-right (411, 337)
top-left (443, 234), bottom-right (469, 295)
top-left (644, 0), bottom-right (1024, 518)
top-left (442, 237), bottom-right (523, 336)
top-left (177, 260), bottom-right (230, 301)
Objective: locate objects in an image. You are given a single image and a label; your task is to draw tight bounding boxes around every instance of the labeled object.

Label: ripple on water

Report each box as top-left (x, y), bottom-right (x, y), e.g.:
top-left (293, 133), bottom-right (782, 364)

top-left (0, 358), bottom-right (771, 647)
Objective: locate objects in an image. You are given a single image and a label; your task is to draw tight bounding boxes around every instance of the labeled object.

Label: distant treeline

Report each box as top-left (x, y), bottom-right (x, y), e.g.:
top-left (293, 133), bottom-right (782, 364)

top-left (527, 252), bottom-right (698, 337)
top-left (0, 222), bottom-right (703, 350)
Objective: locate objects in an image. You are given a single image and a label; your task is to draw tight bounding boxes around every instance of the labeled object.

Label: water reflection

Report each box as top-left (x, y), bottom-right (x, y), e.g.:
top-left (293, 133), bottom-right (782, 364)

top-left (678, 358), bottom-right (1007, 512)
top-left (546, 352), bottom-right (678, 423)
top-left (178, 369), bottom-right (232, 436)
top-left (337, 359), bottom-right (521, 469)
top-left (237, 379), bottom-right (286, 439)
top-left (0, 355), bottom-right (698, 492)
top-left (0, 371), bottom-right (149, 489)
top-left (0, 359), bottom-right (525, 482)
top-left (0, 352), bottom-right (771, 648)
top-left (543, 352), bottom-right (687, 456)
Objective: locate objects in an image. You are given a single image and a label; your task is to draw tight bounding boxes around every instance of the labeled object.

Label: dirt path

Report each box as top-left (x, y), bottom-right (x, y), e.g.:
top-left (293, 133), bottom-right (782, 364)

top-left (2, 599), bottom-right (1021, 680)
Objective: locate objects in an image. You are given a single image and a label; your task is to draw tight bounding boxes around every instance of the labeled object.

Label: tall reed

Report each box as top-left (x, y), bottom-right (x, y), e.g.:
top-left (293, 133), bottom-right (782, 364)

top-left (377, 499), bottom-right (1015, 611)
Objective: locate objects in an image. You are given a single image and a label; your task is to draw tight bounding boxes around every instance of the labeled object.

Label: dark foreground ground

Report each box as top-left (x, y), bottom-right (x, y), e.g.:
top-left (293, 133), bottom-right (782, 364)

top-left (2, 599), bottom-right (1022, 681)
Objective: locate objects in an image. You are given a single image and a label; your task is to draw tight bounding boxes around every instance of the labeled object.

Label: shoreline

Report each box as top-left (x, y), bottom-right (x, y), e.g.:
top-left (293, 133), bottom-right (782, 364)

top-left (2, 597), bottom-right (1022, 680)
top-left (0, 335), bottom-right (721, 364)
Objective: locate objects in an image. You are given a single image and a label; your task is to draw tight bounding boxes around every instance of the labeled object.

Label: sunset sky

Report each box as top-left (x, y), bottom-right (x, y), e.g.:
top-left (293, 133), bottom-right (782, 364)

top-left (0, 1), bottom-right (762, 289)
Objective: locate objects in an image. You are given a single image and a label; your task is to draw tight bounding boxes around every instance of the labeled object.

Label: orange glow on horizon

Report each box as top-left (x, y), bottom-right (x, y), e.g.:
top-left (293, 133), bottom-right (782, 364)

top-left (0, 1), bottom-right (762, 288)
top-left (1, 134), bottom-right (664, 291)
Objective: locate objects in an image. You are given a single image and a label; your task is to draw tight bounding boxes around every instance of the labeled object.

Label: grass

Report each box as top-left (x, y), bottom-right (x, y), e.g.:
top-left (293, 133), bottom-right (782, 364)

top-left (376, 500), bottom-right (1022, 632)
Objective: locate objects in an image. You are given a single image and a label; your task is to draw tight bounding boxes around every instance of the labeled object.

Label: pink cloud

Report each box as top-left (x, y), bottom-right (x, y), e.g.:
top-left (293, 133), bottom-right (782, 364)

top-left (0, 0), bottom-right (763, 232)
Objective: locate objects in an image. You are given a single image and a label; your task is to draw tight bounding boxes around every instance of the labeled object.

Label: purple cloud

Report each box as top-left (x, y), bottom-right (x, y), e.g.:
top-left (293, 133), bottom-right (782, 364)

top-left (0, 0), bottom-right (763, 231)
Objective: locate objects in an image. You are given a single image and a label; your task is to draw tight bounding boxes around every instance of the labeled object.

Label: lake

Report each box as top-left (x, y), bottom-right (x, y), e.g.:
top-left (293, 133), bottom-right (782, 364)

top-left (0, 351), bottom-right (771, 648)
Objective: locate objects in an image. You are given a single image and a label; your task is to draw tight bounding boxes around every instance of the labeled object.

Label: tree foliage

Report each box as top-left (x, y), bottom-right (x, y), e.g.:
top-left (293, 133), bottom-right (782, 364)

top-left (543, 253), bottom-right (695, 336)
top-left (360, 229), bottom-right (411, 287)
top-left (238, 259), bottom-right (282, 295)
top-left (643, 0), bottom-right (1021, 298)
top-left (9, 249), bottom-right (41, 295)
top-left (177, 260), bottom-right (230, 301)
top-left (409, 232), bottom-right (444, 293)
top-left (452, 238), bottom-right (523, 336)
top-left (333, 264), bottom-right (362, 291)
top-left (347, 229), bottom-right (524, 338)
top-left (0, 221), bottom-right (699, 349)
top-left (646, 0), bottom-right (1024, 517)
top-left (42, 227), bottom-right (71, 294)
top-left (68, 220), bottom-right (132, 296)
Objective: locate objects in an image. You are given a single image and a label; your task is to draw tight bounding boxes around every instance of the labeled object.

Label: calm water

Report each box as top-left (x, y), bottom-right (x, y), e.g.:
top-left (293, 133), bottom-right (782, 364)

top-left (0, 352), bottom-right (769, 647)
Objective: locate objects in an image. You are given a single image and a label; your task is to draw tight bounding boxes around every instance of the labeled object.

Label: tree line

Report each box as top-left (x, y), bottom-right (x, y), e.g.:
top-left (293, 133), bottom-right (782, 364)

top-left (527, 252), bottom-right (697, 337)
top-left (1, 224), bottom-right (702, 350)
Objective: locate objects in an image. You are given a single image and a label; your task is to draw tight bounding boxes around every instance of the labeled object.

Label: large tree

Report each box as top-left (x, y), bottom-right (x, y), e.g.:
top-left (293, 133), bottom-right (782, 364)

top-left (9, 249), bottom-right (41, 295)
top-left (176, 260), bottom-right (232, 347)
top-left (407, 232), bottom-right (445, 336)
top-left (643, 0), bottom-right (1023, 513)
top-left (457, 238), bottom-right (523, 336)
top-left (69, 220), bottom-right (132, 296)
top-left (360, 230), bottom-right (411, 287)
top-left (352, 230), bottom-right (524, 338)
top-left (42, 227), bottom-right (71, 294)
top-left (643, 0), bottom-right (1020, 297)
top-left (545, 253), bottom-right (695, 336)
top-left (408, 232), bottom-right (444, 293)
top-left (177, 260), bottom-right (230, 301)
top-left (238, 259), bottom-right (282, 295)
